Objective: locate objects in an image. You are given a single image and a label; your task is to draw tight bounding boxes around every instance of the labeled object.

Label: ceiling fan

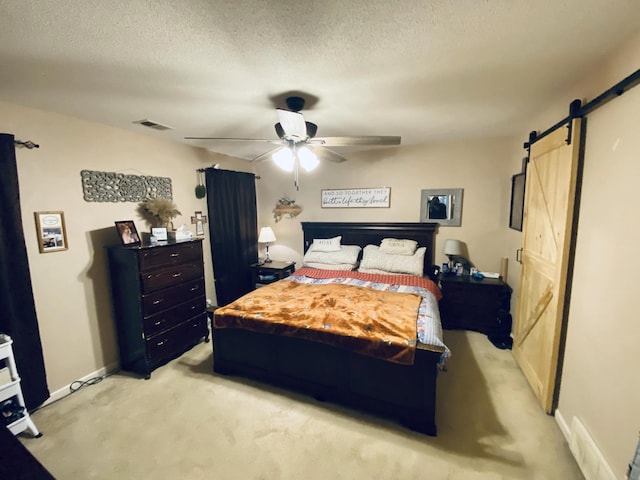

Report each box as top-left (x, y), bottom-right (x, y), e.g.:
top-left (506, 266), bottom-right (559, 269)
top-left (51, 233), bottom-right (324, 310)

top-left (185, 96), bottom-right (401, 188)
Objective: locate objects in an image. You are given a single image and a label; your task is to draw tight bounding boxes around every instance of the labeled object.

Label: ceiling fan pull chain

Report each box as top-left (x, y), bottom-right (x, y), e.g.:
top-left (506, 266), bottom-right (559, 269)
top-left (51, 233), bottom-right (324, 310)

top-left (293, 151), bottom-right (300, 192)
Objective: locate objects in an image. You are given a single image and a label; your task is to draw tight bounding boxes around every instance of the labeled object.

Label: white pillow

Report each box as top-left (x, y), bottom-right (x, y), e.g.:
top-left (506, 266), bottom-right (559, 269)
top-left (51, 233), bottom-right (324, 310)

top-left (304, 262), bottom-right (356, 271)
top-left (359, 244), bottom-right (426, 276)
top-left (379, 238), bottom-right (418, 256)
top-left (358, 268), bottom-right (404, 275)
top-left (309, 236), bottom-right (342, 252)
top-left (303, 245), bottom-right (361, 266)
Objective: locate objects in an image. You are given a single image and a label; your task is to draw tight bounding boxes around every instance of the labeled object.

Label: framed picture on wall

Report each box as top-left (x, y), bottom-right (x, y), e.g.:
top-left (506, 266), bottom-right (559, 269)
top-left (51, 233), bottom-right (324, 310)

top-left (419, 188), bottom-right (463, 226)
top-left (191, 211), bottom-right (206, 236)
top-left (509, 173), bottom-right (526, 231)
top-left (34, 211), bottom-right (68, 253)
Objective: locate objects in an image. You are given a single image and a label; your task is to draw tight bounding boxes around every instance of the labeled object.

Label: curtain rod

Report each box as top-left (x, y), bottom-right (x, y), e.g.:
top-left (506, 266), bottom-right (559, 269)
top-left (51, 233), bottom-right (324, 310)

top-left (14, 139), bottom-right (39, 149)
top-left (524, 68), bottom-right (640, 150)
top-left (196, 166), bottom-right (260, 179)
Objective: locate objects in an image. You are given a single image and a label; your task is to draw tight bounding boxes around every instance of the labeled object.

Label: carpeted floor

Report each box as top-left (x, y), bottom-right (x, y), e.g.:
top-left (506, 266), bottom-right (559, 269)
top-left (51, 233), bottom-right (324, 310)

top-left (19, 331), bottom-right (583, 479)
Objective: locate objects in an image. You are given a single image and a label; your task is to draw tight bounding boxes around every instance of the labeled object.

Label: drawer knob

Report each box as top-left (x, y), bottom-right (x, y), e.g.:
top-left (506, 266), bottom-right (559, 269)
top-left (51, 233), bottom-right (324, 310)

top-left (170, 253), bottom-right (180, 258)
top-left (156, 339), bottom-right (167, 346)
top-left (152, 299), bottom-right (164, 305)
top-left (172, 272), bottom-right (183, 278)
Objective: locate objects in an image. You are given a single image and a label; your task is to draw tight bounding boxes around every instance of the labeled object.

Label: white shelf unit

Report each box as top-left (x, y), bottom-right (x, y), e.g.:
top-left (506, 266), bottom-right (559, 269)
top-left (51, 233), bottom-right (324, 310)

top-left (0, 334), bottom-right (41, 437)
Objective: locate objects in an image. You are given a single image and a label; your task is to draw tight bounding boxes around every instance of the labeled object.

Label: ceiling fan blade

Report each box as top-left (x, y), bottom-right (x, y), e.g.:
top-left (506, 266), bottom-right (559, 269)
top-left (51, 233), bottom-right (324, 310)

top-left (315, 147), bottom-right (347, 163)
top-left (250, 147), bottom-right (284, 163)
top-left (276, 109), bottom-right (308, 140)
top-left (314, 135), bottom-right (401, 147)
top-left (185, 137), bottom-right (280, 144)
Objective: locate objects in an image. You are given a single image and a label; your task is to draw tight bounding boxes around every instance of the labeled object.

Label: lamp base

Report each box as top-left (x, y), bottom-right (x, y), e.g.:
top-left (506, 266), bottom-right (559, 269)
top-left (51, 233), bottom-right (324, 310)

top-left (264, 257), bottom-right (272, 263)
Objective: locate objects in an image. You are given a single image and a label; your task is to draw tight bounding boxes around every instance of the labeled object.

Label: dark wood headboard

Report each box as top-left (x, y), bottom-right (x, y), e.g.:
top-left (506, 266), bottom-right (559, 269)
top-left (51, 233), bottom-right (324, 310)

top-left (301, 222), bottom-right (439, 276)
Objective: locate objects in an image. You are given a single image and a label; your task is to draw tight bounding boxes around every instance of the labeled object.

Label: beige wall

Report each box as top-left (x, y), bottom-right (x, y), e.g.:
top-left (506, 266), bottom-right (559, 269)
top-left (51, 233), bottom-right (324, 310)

top-left (254, 138), bottom-right (519, 282)
top-left (2, 98), bottom-right (522, 399)
top-left (1, 100), bottom-right (249, 395)
top-left (551, 33), bottom-right (640, 477)
top-left (499, 32), bottom-right (640, 478)
top-left (3, 30), bottom-right (637, 475)
top-left (253, 31), bottom-right (640, 477)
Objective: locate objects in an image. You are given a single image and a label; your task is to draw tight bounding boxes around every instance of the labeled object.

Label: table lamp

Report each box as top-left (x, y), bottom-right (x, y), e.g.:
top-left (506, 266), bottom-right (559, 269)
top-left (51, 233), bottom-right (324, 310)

top-left (443, 239), bottom-right (471, 272)
top-left (258, 227), bottom-right (276, 263)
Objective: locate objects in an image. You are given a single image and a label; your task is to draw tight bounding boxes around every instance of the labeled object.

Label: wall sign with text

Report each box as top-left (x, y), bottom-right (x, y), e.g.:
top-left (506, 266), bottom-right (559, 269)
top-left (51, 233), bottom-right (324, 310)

top-left (321, 188), bottom-right (391, 208)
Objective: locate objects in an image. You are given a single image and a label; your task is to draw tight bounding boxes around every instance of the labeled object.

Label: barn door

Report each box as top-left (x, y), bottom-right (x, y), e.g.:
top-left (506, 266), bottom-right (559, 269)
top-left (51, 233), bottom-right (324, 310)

top-left (513, 118), bottom-right (582, 413)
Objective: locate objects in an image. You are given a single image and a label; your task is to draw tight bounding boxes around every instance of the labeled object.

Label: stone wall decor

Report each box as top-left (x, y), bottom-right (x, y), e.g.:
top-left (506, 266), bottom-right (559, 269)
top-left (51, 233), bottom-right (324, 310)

top-left (81, 170), bottom-right (172, 202)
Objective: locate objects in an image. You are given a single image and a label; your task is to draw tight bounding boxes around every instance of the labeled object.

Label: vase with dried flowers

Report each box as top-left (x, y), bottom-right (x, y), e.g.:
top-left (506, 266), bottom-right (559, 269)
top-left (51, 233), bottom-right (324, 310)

top-left (138, 198), bottom-right (181, 231)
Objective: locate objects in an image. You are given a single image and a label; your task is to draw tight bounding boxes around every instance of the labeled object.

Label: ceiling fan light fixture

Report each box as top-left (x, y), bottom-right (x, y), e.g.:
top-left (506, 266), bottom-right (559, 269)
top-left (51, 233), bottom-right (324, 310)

top-left (297, 147), bottom-right (319, 172)
top-left (274, 121), bottom-right (317, 140)
top-left (305, 122), bottom-right (317, 138)
top-left (276, 109), bottom-right (306, 140)
top-left (272, 148), bottom-right (295, 172)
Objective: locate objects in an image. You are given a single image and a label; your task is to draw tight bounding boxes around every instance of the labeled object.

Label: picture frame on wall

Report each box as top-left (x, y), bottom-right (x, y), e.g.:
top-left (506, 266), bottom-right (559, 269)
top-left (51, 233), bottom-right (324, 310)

top-left (115, 220), bottom-right (141, 246)
top-left (419, 188), bottom-right (463, 226)
top-left (191, 211), bottom-right (206, 236)
top-left (34, 211), bottom-right (68, 253)
top-left (509, 172), bottom-right (526, 231)
top-left (321, 188), bottom-right (391, 208)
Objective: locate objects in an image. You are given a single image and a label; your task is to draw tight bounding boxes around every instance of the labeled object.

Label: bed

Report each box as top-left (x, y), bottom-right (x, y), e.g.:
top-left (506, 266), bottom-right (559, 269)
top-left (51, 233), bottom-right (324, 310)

top-left (212, 222), bottom-right (446, 435)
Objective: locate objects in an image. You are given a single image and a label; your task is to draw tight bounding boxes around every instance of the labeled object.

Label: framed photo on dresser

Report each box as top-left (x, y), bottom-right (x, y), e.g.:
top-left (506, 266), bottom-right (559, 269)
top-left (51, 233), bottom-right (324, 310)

top-left (115, 220), bottom-right (141, 246)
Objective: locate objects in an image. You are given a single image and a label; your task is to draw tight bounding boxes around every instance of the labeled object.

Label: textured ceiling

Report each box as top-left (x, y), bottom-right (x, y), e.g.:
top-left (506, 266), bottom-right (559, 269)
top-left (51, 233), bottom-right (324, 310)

top-left (1, 0), bottom-right (639, 160)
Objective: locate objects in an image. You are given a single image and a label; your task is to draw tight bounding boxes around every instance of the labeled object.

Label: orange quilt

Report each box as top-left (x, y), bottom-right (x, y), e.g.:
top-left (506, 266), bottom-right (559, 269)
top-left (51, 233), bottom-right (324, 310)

top-left (214, 280), bottom-right (421, 365)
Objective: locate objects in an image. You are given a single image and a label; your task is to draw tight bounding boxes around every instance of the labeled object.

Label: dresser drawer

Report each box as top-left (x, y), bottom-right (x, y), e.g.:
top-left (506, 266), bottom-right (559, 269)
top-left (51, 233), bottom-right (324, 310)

top-left (146, 314), bottom-right (208, 364)
top-left (439, 275), bottom-right (512, 336)
top-left (143, 296), bottom-right (206, 336)
top-left (138, 242), bottom-right (202, 271)
top-left (444, 284), bottom-right (502, 308)
top-left (142, 278), bottom-right (205, 316)
top-left (141, 262), bottom-right (204, 293)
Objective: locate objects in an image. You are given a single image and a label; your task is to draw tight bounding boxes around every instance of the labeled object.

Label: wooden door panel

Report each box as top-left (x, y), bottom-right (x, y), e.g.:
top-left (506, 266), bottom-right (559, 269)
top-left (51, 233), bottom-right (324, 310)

top-left (515, 267), bottom-right (553, 341)
top-left (515, 263), bottom-right (555, 398)
top-left (513, 118), bottom-right (581, 412)
top-left (525, 152), bottom-right (573, 262)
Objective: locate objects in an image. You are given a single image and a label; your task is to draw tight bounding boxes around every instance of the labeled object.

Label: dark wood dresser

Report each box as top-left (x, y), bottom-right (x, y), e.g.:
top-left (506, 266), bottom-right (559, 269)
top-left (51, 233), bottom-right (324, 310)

top-left (439, 274), bottom-right (513, 348)
top-left (107, 239), bottom-right (209, 378)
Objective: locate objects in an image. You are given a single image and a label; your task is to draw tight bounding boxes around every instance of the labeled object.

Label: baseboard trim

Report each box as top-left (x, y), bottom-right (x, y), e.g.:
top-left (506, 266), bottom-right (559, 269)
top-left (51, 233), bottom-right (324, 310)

top-left (556, 409), bottom-right (618, 480)
top-left (555, 408), bottom-right (572, 440)
top-left (40, 361), bottom-right (120, 408)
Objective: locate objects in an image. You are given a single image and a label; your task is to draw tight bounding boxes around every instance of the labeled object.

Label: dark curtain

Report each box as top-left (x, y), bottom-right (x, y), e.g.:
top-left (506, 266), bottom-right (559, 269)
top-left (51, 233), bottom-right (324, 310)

top-left (205, 168), bottom-right (258, 306)
top-left (0, 134), bottom-right (49, 409)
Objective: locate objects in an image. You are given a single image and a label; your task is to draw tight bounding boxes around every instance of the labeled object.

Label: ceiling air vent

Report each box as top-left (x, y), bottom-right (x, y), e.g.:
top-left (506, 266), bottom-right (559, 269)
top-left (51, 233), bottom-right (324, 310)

top-left (133, 119), bottom-right (173, 131)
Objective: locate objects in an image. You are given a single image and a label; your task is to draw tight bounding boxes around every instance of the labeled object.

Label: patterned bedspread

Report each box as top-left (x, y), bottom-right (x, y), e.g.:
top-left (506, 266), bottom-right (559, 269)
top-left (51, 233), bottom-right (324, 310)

top-left (214, 268), bottom-right (450, 366)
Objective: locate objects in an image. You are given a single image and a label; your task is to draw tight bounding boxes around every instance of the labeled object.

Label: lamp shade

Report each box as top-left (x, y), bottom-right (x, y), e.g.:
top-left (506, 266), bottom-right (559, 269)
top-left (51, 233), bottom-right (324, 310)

top-left (443, 239), bottom-right (463, 256)
top-left (258, 227), bottom-right (276, 243)
top-left (272, 148), bottom-right (295, 172)
top-left (297, 147), bottom-right (319, 172)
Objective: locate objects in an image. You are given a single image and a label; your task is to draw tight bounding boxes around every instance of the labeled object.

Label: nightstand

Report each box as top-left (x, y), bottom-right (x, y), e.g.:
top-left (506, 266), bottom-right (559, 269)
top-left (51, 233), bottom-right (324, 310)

top-left (250, 261), bottom-right (296, 288)
top-left (438, 274), bottom-right (513, 348)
